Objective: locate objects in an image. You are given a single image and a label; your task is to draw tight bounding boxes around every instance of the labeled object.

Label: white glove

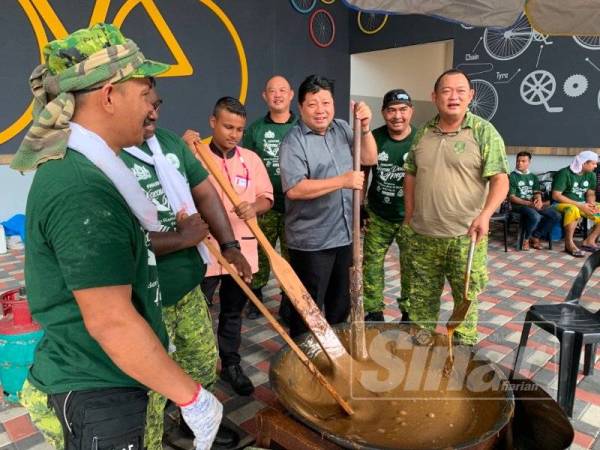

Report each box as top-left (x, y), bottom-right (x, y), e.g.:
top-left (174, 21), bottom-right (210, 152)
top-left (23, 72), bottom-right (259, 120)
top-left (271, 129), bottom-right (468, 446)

top-left (180, 385), bottom-right (223, 450)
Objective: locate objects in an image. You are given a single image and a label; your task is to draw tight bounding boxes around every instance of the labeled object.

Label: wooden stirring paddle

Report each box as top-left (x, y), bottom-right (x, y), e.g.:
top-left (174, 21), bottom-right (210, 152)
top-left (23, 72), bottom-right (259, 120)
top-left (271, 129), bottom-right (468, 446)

top-left (445, 235), bottom-right (477, 374)
top-left (202, 238), bottom-right (354, 415)
top-left (192, 141), bottom-right (353, 367)
top-left (349, 103), bottom-right (368, 361)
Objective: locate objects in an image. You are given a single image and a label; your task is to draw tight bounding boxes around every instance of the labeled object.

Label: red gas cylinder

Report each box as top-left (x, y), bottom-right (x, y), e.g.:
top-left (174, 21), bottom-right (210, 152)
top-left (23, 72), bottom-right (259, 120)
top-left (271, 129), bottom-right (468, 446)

top-left (0, 287), bottom-right (41, 334)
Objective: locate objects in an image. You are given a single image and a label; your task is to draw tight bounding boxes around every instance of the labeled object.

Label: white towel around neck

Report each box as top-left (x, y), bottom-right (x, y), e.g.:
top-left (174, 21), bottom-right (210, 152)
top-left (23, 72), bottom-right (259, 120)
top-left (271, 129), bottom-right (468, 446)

top-left (67, 122), bottom-right (162, 232)
top-left (123, 135), bottom-right (210, 263)
top-left (67, 123), bottom-right (210, 263)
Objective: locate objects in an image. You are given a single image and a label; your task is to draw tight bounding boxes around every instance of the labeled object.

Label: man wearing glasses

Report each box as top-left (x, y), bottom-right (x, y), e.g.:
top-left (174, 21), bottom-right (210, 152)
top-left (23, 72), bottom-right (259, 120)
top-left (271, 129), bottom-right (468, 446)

top-left (120, 88), bottom-right (251, 449)
top-left (402, 69), bottom-right (509, 346)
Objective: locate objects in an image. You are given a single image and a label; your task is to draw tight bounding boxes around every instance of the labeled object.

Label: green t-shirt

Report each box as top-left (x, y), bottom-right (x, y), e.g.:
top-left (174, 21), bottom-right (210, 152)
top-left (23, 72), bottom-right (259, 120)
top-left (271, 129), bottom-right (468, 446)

top-left (242, 112), bottom-right (297, 213)
top-left (367, 125), bottom-right (416, 222)
top-left (25, 149), bottom-right (167, 394)
top-left (509, 171), bottom-right (540, 203)
top-left (120, 128), bottom-right (208, 306)
top-left (552, 166), bottom-right (597, 202)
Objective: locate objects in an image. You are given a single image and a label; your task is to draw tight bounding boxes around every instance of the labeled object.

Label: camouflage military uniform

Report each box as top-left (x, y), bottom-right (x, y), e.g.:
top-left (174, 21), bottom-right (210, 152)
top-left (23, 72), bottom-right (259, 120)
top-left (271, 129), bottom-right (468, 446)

top-left (363, 125), bottom-right (416, 313)
top-left (363, 210), bottom-right (407, 313)
top-left (402, 112), bottom-right (508, 344)
top-left (144, 286), bottom-right (217, 450)
top-left (19, 381), bottom-right (64, 449)
top-left (242, 113), bottom-right (296, 292)
top-left (401, 226), bottom-right (488, 343)
top-left (253, 209), bottom-right (288, 289)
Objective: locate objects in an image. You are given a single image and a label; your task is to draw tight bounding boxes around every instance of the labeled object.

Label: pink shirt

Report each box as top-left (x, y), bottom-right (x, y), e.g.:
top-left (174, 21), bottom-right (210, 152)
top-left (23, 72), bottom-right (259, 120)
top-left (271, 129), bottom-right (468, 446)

top-left (199, 145), bottom-right (273, 277)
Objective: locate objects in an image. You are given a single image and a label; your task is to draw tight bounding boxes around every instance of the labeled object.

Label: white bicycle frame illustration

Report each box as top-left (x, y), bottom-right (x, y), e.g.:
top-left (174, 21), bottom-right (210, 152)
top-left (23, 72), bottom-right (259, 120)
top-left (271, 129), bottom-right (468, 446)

top-left (483, 14), bottom-right (552, 61)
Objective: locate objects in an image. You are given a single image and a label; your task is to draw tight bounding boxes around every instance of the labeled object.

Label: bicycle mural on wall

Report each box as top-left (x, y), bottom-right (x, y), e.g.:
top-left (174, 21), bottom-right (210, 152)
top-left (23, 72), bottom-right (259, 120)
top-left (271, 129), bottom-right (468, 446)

top-left (289, 0), bottom-right (336, 48)
top-left (1, 0), bottom-right (248, 146)
top-left (456, 12), bottom-right (600, 128)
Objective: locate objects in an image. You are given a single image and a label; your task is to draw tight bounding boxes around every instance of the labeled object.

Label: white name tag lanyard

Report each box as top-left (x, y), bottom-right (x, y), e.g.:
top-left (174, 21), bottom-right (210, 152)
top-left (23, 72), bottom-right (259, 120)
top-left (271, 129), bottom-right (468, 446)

top-left (221, 147), bottom-right (250, 193)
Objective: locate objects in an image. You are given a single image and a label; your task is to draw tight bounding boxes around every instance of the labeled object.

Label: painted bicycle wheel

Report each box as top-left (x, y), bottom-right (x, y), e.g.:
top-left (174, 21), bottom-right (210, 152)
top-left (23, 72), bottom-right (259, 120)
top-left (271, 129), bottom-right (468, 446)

top-left (290, 0), bottom-right (317, 14)
top-left (321, 0), bottom-right (335, 3)
top-left (357, 11), bottom-right (388, 35)
top-left (469, 79), bottom-right (498, 120)
top-left (573, 36), bottom-right (600, 50)
top-left (483, 14), bottom-right (533, 61)
top-left (309, 8), bottom-right (335, 48)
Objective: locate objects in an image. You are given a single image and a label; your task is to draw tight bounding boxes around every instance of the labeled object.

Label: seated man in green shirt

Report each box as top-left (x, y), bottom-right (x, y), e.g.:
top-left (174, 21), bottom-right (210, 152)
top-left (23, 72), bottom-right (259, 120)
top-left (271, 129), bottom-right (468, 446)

top-left (509, 151), bottom-right (560, 251)
top-left (552, 150), bottom-right (600, 257)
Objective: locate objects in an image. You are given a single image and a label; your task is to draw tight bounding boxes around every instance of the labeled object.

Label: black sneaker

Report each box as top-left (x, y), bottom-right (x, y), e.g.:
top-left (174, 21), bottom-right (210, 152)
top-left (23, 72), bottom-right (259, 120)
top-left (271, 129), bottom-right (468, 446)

top-left (220, 364), bottom-right (255, 396)
top-left (364, 311), bottom-right (385, 322)
top-left (246, 303), bottom-right (260, 320)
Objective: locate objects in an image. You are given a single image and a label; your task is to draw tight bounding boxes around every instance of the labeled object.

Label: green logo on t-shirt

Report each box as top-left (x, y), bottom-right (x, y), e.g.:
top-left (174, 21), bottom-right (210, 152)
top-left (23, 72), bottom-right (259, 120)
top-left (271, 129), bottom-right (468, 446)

top-left (454, 142), bottom-right (466, 154)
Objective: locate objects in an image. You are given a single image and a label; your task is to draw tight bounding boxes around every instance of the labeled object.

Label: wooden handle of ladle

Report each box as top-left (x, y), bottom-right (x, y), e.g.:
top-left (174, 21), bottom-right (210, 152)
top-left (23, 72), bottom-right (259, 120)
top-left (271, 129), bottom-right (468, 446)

top-left (202, 238), bottom-right (355, 416)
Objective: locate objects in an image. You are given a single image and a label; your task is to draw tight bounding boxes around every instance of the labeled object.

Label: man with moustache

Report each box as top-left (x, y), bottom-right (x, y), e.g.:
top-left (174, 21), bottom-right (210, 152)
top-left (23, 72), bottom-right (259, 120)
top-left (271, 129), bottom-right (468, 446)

top-left (402, 69), bottom-right (509, 346)
top-left (242, 75), bottom-right (297, 320)
top-left (362, 89), bottom-right (417, 322)
top-left (13, 23), bottom-right (222, 450)
top-left (279, 74), bottom-right (377, 338)
top-left (120, 87), bottom-right (251, 449)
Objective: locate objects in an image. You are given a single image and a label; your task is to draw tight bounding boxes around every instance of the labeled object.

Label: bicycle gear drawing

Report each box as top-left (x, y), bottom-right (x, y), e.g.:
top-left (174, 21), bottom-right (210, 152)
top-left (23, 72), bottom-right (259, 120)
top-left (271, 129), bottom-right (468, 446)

top-left (520, 70), bottom-right (563, 113)
top-left (563, 74), bottom-right (588, 97)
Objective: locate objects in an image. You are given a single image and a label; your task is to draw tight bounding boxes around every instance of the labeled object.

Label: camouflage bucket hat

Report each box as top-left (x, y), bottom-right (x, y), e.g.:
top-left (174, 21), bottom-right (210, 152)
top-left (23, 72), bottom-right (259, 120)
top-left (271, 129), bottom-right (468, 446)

top-left (45, 23), bottom-right (169, 79)
top-left (10, 23), bottom-right (170, 172)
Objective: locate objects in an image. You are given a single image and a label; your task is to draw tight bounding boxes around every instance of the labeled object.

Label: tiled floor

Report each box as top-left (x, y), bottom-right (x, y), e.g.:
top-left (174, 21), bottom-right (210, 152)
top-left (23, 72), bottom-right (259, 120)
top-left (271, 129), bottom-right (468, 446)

top-left (1, 228), bottom-right (600, 449)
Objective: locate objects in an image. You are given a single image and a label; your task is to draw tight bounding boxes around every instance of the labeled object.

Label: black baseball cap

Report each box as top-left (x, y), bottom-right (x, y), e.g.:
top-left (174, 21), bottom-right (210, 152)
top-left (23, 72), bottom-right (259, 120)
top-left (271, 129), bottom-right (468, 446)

top-left (382, 89), bottom-right (412, 109)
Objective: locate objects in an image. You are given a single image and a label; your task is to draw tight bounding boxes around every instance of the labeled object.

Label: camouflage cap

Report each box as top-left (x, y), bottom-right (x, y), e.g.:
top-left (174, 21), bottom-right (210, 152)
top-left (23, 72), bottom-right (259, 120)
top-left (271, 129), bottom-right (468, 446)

top-left (44, 23), bottom-right (169, 79)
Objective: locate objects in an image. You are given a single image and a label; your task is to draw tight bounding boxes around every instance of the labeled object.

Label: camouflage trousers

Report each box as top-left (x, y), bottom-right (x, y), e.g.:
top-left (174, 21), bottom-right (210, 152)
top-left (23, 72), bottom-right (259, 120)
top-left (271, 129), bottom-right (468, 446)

top-left (252, 209), bottom-right (288, 290)
top-left (401, 226), bottom-right (488, 345)
top-left (145, 285), bottom-right (218, 450)
top-left (18, 285), bottom-right (217, 450)
top-left (362, 210), bottom-right (406, 313)
top-left (19, 380), bottom-right (64, 449)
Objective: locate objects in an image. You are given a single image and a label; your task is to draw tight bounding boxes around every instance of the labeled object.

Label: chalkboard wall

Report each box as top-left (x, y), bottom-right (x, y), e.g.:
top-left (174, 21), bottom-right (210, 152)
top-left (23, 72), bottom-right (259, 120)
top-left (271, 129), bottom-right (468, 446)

top-left (350, 11), bottom-right (600, 148)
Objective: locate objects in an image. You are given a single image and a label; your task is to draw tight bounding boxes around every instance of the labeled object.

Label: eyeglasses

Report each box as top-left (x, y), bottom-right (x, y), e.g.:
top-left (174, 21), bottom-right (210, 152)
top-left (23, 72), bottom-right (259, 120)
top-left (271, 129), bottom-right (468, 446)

top-left (432, 127), bottom-right (460, 137)
top-left (152, 99), bottom-right (163, 112)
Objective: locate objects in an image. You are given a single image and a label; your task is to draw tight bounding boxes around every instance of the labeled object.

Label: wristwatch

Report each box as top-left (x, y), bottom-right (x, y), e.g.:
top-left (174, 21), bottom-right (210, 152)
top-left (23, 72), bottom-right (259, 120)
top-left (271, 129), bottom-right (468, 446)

top-left (220, 240), bottom-right (241, 252)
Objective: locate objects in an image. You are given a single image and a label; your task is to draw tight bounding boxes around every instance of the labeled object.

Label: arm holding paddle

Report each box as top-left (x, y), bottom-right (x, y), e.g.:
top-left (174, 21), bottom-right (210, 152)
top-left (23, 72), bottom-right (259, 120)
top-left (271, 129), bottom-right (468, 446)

top-left (182, 131), bottom-right (252, 281)
top-left (352, 100), bottom-right (377, 166)
top-left (286, 172), bottom-right (364, 200)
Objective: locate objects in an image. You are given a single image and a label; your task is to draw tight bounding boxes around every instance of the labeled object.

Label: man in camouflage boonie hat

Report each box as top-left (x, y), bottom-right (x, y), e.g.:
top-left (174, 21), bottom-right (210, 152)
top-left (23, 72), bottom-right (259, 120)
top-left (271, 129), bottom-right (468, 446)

top-left (16, 23), bottom-right (223, 450)
top-left (10, 22), bottom-right (169, 172)
top-left (402, 68), bottom-right (509, 346)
